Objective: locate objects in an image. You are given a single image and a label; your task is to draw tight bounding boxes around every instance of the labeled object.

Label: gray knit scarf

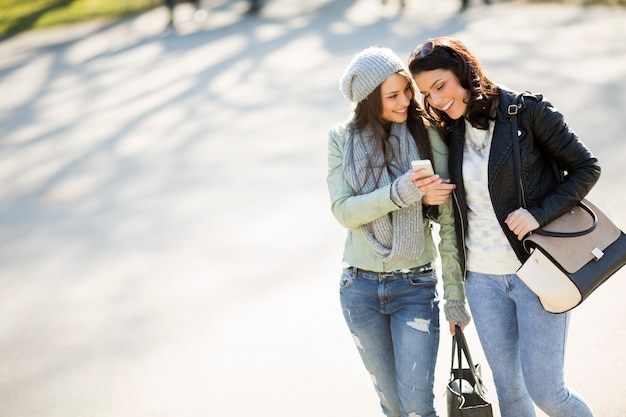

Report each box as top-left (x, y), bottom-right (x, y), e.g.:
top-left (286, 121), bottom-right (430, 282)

top-left (343, 122), bottom-right (424, 263)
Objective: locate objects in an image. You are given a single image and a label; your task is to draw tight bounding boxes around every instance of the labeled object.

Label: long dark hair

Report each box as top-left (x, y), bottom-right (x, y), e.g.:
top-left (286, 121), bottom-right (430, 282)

top-left (408, 37), bottom-right (501, 136)
top-left (346, 69), bottom-right (434, 193)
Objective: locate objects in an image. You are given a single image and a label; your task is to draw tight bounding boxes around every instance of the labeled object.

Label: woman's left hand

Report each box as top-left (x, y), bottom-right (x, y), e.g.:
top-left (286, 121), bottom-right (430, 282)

top-left (505, 208), bottom-right (540, 240)
top-left (412, 174), bottom-right (456, 205)
top-left (449, 322), bottom-right (462, 335)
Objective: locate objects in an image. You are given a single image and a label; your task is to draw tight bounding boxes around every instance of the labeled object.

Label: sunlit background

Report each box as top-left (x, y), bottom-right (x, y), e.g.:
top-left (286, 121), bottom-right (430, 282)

top-left (1, 0), bottom-right (625, 416)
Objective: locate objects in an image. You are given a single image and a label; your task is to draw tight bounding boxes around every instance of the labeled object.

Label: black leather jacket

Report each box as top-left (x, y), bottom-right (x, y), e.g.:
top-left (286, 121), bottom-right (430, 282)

top-left (449, 89), bottom-right (601, 275)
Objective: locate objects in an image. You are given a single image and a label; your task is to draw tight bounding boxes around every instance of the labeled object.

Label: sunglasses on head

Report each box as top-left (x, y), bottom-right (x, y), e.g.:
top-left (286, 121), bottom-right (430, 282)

top-left (407, 39), bottom-right (438, 66)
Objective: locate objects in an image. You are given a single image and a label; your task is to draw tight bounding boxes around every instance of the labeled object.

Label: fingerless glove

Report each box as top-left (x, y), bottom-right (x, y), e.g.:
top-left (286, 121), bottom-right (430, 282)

top-left (444, 300), bottom-right (472, 328)
top-left (390, 171), bottom-right (425, 207)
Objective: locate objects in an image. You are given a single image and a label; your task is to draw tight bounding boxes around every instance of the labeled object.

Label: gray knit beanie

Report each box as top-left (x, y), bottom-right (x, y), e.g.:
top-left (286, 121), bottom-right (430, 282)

top-left (340, 46), bottom-right (407, 104)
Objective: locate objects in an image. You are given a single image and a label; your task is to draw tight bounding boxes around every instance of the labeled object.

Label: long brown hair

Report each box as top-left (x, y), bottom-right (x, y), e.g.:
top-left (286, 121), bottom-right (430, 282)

top-left (346, 69), bottom-right (434, 193)
top-left (408, 37), bottom-right (501, 136)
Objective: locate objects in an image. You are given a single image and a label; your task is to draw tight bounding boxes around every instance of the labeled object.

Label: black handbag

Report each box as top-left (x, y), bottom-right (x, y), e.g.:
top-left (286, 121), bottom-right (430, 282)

top-left (446, 326), bottom-right (493, 417)
top-left (509, 94), bottom-right (626, 313)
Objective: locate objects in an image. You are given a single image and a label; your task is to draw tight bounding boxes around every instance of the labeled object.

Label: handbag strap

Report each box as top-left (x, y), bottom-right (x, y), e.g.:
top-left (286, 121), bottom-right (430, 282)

top-left (533, 201), bottom-right (598, 237)
top-left (508, 94), bottom-right (597, 238)
top-left (508, 94), bottom-right (525, 208)
top-left (451, 325), bottom-right (486, 395)
top-left (451, 329), bottom-right (463, 382)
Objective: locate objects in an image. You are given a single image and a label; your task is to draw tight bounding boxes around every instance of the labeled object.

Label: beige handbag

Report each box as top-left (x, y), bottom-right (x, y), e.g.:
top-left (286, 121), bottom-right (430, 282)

top-left (516, 199), bottom-right (626, 313)
top-left (509, 96), bottom-right (626, 313)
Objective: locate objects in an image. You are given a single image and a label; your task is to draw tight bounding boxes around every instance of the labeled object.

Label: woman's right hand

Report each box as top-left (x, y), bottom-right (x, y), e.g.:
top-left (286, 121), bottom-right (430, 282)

top-left (505, 207), bottom-right (540, 240)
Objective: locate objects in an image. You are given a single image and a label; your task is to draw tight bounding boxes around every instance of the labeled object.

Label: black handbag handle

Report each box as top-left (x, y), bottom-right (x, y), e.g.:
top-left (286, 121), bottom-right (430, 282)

top-left (532, 201), bottom-right (598, 237)
top-left (508, 95), bottom-right (598, 239)
top-left (451, 325), bottom-right (485, 395)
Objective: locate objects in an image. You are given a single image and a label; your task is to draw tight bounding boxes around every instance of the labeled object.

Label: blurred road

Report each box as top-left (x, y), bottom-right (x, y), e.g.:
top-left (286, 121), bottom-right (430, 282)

top-left (1, 0), bottom-right (625, 416)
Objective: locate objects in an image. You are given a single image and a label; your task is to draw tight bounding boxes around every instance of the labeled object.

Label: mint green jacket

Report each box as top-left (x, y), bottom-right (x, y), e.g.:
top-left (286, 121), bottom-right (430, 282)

top-left (326, 123), bottom-right (465, 301)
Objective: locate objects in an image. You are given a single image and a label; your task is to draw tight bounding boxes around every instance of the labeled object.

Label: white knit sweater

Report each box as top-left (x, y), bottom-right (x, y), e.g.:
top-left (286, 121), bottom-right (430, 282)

top-left (463, 120), bottom-right (521, 275)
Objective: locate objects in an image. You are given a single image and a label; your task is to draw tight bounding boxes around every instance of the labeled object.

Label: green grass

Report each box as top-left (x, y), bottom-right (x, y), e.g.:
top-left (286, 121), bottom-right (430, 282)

top-left (0, 0), bottom-right (162, 38)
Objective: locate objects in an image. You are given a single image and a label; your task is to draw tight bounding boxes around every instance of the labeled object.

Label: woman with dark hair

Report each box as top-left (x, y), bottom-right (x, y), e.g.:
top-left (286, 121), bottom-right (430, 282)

top-left (327, 46), bottom-right (470, 417)
top-left (408, 37), bottom-right (600, 417)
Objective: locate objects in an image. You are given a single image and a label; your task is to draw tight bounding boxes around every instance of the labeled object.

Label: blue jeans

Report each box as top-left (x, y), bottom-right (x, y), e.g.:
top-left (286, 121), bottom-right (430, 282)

top-left (340, 267), bottom-right (440, 417)
top-left (465, 272), bottom-right (594, 417)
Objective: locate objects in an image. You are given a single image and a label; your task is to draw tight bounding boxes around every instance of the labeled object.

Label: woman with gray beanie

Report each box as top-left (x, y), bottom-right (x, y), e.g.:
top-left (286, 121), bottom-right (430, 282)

top-left (327, 46), bottom-right (470, 417)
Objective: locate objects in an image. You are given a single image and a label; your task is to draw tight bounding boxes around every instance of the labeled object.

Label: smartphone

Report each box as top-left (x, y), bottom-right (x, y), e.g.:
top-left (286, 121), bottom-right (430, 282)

top-left (411, 159), bottom-right (434, 178)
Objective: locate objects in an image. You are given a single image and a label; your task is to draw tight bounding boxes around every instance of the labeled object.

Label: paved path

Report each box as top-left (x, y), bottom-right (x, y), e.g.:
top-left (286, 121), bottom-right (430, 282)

top-left (1, 1), bottom-right (626, 416)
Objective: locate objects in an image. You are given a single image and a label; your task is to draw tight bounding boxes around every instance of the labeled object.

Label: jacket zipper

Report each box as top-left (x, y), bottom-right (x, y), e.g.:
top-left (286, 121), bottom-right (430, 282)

top-left (452, 190), bottom-right (468, 281)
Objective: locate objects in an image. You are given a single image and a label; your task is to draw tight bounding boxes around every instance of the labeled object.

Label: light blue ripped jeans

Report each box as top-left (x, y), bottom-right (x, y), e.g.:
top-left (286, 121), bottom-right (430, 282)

top-left (465, 272), bottom-right (594, 417)
top-left (340, 267), bottom-right (440, 417)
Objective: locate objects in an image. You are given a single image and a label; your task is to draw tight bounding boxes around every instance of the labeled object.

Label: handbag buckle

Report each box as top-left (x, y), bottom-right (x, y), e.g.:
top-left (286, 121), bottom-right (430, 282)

top-left (507, 104), bottom-right (519, 115)
top-left (591, 247), bottom-right (604, 261)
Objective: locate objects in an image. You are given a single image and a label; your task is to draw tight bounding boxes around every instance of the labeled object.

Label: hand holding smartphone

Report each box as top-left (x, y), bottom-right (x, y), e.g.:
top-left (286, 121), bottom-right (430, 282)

top-left (411, 159), bottom-right (434, 179)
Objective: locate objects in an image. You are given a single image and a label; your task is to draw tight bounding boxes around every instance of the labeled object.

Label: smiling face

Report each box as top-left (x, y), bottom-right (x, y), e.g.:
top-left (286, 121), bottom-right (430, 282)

top-left (380, 72), bottom-right (413, 124)
top-left (412, 68), bottom-right (469, 120)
